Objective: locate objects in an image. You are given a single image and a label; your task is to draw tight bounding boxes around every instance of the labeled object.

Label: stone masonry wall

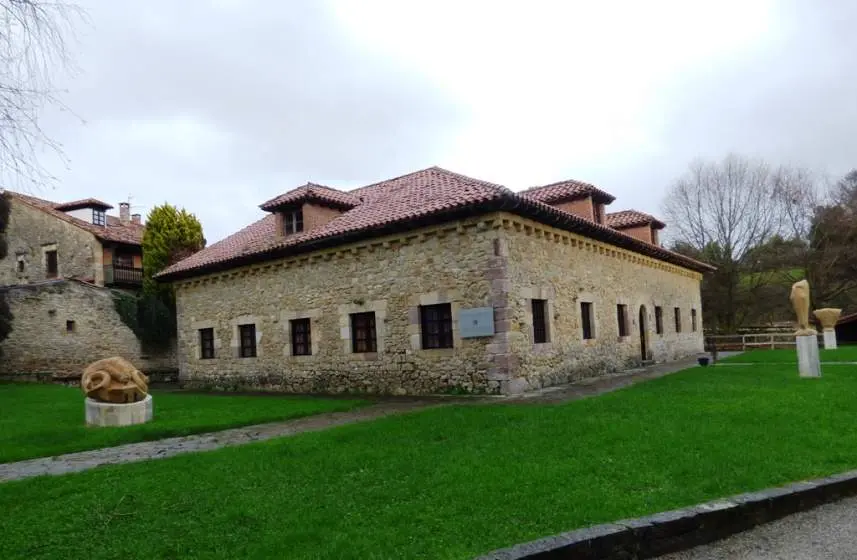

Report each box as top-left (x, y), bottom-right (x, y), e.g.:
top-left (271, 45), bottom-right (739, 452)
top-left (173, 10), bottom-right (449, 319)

top-left (0, 200), bottom-right (101, 286)
top-left (174, 217), bottom-right (502, 395)
top-left (497, 214), bottom-right (704, 393)
top-left (0, 280), bottom-right (177, 381)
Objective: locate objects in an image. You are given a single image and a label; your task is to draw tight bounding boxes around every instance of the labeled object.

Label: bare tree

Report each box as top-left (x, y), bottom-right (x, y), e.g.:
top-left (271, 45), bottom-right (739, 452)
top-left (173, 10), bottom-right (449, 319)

top-left (664, 154), bottom-right (787, 262)
top-left (663, 154), bottom-right (817, 331)
top-left (0, 1), bottom-right (84, 189)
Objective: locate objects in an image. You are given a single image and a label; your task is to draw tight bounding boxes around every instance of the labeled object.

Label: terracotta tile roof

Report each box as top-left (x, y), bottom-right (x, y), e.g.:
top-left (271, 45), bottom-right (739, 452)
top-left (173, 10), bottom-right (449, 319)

top-left (6, 191), bottom-right (144, 246)
top-left (156, 166), bottom-right (714, 280)
top-left (606, 210), bottom-right (666, 230)
top-left (520, 179), bottom-right (616, 204)
top-left (259, 183), bottom-right (361, 211)
top-left (54, 198), bottom-right (114, 211)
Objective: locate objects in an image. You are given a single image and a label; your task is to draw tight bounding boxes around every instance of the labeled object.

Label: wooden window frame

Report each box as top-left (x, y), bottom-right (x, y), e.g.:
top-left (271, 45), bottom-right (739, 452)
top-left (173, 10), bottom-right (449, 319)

top-left (617, 304), bottom-right (629, 337)
top-left (291, 318), bottom-right (312, 356)
top-left (581, 301), bottom-right (595, 340)
top-left (239, 324), bottom-right (257, 358)
top-left (674, 307), bottom-right (682, 333)
top-left (199, 328), bottom-right (215, 359)
top-left (92, 209), bottom-right (106, 227)
top-left (691, 309), bottom-right (698, 332)
top-left (350, 312), bottom-right (377, 353)
top-left (531, 299), bottom-right (549, 344)
top-left (420, 303), bottom-right (453, 349)
top-left (283, 209), bottom-right (304, 235)
top-left (655, 306), bottom-right (664, 334)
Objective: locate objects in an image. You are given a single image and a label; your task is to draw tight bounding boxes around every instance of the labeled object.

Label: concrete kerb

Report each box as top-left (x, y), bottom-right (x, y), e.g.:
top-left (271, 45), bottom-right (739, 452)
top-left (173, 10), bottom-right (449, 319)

top-left (475, 469), bottom-right (857, 560)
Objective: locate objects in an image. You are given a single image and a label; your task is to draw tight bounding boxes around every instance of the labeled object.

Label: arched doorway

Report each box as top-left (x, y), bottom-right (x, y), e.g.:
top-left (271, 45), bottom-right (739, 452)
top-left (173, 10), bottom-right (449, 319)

top-left (639, 305), bottom-right (648, 361)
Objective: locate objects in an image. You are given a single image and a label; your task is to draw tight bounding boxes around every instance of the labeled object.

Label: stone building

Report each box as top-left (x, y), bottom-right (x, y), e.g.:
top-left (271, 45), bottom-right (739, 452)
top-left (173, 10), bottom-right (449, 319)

top-left (1, 193), bottom-right (146, 287)
top-left (157, 167), bottom-right (713, 395)
top-left (0, 192), bottom-right (176, 380)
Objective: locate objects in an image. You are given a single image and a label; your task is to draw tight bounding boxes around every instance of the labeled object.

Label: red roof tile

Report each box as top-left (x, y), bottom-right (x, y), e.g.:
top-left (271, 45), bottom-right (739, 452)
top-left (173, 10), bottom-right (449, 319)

top-left (259, 183), bottom-right (361, 211)
top-left (520, 179), bottom-right (616, 204)
top-left (54, 198), bottom-right (114, 211)
top-left (606, 210), bottom-right (666, 230)
top-left (6, 191), bottom-right (144, 246)
top-left (156, 166), bottom-right (713, 280)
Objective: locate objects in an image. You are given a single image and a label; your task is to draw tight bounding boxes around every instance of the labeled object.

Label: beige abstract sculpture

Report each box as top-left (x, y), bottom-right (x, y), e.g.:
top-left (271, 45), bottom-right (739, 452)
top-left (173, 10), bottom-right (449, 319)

top-left (813, 308), bottom-right (842, 330)
top-left (814, 308), bottom-right (842, 350)
top-left (790, 280), bottom-right (817, 336)
top-left (81, 357), bottom-right (149, 404)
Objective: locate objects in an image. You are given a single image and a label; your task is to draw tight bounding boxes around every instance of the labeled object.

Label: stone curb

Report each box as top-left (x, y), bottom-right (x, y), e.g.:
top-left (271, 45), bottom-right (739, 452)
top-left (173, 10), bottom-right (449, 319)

top-left (475, 469), bottom-right (857, 559)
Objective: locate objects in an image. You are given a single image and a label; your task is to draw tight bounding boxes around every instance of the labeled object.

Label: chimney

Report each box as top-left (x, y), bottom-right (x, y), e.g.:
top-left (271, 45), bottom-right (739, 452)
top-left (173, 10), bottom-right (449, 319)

top-left (119, 202), bottom-right (130, 224)
top-left (131, 213), bottom-right (141, 225)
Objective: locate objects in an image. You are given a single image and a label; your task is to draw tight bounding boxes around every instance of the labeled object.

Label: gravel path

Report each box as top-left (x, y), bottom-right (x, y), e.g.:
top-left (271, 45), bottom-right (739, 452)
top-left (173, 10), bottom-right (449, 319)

top-left (0, 355), bottom-right (715, 483)
top-left (659, 496), bottom-right (857, 560)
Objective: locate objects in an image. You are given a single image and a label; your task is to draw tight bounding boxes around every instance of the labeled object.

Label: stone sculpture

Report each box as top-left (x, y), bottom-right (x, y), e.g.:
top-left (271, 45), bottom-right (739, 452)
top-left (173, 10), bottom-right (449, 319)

top-left (81, 357), bottom-right (149, 404)
top-left (789, 280), bottom-right (816, 336)
top-left (813, 308), bottom-right (842, 330)
top-left (814, 308), bottom-right (842, 350)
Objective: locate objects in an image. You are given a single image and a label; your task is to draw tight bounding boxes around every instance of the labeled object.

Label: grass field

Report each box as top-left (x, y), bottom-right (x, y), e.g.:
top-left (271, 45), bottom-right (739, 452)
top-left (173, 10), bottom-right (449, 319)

top-left (0, 383), bottom-right (366, 463)
top-left (717, 345), bottom-right (857, 364)
top-left (3, 362), bottom-right (857, 559)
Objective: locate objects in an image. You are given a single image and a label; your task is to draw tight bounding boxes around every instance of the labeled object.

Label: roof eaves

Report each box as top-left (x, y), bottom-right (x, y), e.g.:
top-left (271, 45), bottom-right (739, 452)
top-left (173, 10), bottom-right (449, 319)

top-left (157, 191), bottom-right (714, 282)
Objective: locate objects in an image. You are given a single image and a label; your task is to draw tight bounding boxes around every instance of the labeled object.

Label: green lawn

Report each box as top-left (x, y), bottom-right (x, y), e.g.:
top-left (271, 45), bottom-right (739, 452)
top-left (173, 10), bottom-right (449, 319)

top-left (718, 345), bottom-right (857, 363)
top-left (0, 383), bottom-right (366, 463)
top-left (3, 364), bottom-right (857, 559)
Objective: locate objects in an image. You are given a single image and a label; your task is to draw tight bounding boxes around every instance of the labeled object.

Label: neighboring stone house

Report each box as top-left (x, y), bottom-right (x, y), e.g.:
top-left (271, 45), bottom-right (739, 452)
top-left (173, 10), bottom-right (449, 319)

top-left (0, 193), bottom-right (144, 287)
top-left (0, 192), bottom-right (176, 380)
top-left (157, 167), bottom-right (713, 395)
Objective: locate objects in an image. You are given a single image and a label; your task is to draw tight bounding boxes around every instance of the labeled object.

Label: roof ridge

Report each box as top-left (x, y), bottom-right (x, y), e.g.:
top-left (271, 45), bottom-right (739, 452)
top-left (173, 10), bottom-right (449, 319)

top-left (521, 178), bottom-right (596, 193)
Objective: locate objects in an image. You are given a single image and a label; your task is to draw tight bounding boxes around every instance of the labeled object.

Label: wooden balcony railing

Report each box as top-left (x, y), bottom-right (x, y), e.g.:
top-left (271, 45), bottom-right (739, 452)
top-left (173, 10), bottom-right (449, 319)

top-left (104, 264), bottom-right (143, 286)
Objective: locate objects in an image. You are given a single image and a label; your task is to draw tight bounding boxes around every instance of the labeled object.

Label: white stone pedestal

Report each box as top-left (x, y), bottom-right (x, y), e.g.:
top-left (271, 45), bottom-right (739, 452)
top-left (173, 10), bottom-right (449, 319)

top-left (823, 329), bottom-right (838, 350)
top-left (85, 395), bottom-right (153, 427)
top-left (796, 335), bottom-right (822, 378)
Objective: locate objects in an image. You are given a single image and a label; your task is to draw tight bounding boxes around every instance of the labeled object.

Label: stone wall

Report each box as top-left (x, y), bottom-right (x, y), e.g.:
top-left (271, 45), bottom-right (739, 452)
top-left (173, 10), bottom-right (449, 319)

top-left (0, 280), bottom-right (177, 381)
top-left (174, 217), bottom-right (501, 394)
top-left (1, 200), bottom-right (101, 286)
top-left (172, 212), bottom-right (705, 396)
top-left (497, 214), bottom-right (704, 392)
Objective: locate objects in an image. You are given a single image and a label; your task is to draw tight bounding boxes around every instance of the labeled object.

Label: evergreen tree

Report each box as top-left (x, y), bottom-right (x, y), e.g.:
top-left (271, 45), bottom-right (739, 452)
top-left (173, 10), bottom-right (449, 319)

top-left (141, 204), bottom-right (205, 302)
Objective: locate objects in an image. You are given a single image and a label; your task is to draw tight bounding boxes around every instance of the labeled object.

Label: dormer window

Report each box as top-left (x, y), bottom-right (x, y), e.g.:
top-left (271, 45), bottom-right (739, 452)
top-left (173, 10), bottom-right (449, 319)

top-left (93, 209), bottom-right (106, 226)
top-left (283, 209), bottom-right (303, 235)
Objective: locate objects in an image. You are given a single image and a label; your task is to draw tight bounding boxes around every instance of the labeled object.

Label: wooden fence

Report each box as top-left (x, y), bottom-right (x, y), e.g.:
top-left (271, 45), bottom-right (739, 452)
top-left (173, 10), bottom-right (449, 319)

top-left (704, 332), bottom-right (822, 352)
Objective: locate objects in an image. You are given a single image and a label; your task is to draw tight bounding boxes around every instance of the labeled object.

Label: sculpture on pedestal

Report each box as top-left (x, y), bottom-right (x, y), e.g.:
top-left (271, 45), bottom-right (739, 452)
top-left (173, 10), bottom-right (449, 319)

top-left (813, 308), bottom-right (842, 350)
top-left (790, 280), bottom-right (821, 377)
top-left (81, 356), bottom-right (149, 404)
top-left (789, 280), bottom-right (817, 336)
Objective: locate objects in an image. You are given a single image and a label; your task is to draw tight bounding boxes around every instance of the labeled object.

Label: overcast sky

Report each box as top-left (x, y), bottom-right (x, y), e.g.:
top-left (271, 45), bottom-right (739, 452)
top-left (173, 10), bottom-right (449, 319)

top-left (33, 0), bottom-right (857, 243)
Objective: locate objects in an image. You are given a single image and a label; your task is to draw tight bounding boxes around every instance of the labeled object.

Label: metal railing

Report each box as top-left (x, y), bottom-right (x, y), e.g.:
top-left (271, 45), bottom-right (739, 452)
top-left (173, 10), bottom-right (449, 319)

top-left (104, 264), bottom-right (143, 286)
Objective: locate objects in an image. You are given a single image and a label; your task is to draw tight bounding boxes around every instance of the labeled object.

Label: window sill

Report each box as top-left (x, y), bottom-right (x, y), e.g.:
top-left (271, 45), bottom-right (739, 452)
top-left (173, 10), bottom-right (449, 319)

top-left (287, 354), bottom-right (315, 362)
top-left (418, 348), bottom-right (456, 357)
top-left (349, 352), bottom-right (380, 361)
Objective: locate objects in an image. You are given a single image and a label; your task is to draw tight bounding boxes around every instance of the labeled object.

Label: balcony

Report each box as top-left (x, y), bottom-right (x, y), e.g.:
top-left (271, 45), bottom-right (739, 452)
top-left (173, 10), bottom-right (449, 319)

top-left (104, 264), bottom-right (143, 287)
